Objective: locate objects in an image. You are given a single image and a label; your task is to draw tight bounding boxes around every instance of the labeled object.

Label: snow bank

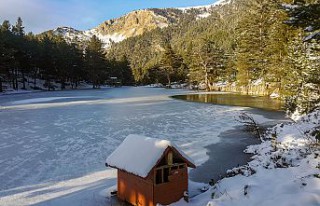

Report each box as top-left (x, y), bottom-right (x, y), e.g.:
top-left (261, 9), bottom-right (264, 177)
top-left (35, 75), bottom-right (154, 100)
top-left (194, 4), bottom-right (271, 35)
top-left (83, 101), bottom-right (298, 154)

top-left (251, 78), bottom-right (263, 86)
top-left (0, 77), bottom-right (111, 95)
top-left (143, 83), bottom-right (189, 89)
top-left (172, 109), bottom-right (320, 206)
top-left (270, 92), bottom-right (280, 98)
top-left (106, 134), bottom-right (195, 178)
top-left (143, 83), bottom-right (164, 88)
top-left (303, 31), bottom-right (320, 42)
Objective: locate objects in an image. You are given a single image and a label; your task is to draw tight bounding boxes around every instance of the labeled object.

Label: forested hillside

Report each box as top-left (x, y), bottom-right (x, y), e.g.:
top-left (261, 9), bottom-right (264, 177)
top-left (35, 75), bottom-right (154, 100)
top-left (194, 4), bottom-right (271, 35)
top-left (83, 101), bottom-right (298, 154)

top-left (107, 0), bottom-right (320, 113)
top-left (0, 0), bottom-right (319, 113)
top-left (0, 19), bottom-right (134, 91)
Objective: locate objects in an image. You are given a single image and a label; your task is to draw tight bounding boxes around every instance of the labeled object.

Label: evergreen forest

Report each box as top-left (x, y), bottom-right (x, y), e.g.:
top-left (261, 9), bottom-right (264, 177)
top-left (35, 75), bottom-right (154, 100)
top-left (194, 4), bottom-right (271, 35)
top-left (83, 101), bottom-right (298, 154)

top-left (0, 0), bottom-right (319, 113)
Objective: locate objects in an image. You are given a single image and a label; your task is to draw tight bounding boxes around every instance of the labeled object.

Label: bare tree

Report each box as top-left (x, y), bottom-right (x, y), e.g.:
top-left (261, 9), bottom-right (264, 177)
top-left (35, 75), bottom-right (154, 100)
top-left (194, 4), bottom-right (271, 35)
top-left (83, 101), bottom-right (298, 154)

top-left (235, 112), bottom-right (265, 141)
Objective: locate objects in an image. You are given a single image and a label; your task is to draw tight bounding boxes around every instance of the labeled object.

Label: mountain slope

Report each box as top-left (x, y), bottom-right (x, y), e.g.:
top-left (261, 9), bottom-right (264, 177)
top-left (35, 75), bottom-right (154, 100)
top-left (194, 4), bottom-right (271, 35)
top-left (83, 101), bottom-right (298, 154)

top-left (45, 0), bottom-right (230, 49)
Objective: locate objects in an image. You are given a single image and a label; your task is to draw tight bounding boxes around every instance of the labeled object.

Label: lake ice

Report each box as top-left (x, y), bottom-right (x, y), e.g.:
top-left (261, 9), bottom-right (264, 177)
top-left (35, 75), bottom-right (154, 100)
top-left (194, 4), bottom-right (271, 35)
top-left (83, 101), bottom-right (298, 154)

top-left (0, 87), bottom-right (285, 205)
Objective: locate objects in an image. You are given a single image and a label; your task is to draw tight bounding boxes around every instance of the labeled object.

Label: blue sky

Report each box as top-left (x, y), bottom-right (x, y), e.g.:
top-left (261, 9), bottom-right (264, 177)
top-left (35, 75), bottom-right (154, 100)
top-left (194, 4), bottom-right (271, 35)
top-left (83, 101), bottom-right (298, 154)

top-left (0, 0), bottom-right (216, 34)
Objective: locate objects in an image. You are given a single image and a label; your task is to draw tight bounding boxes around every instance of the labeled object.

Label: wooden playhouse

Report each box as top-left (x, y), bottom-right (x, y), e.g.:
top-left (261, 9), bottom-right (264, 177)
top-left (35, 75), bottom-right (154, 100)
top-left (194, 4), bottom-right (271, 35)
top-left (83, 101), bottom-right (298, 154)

top-left (106, 134), bottom-right (196, 206)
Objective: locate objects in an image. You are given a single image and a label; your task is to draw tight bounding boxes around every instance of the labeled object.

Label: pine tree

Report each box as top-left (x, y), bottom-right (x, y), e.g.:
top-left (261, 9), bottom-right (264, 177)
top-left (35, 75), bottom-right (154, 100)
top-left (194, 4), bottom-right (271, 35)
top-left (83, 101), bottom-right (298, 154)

top-left (68, 42), bottom-right (84, 89)
top-left (189, 37), bottom-right (226, 90)
top-left (109, 55), bottom-right (133, 85)
top-left (38, 34), bottom-right (57, 90)
top-left (235, 0), bottom-right (274, 88)
top-left (264, 1), bottom-right (292, 94)
top-left (85, 35), bottom-right (108, 88)
top-left (284, 0), bottom-right (320, 112)
top-left (159, 43), bottom-right (183, 88)
top-left (11, 17), bottom-right (27, 89)
top-left (12, 17), bottom-right (24, 36)
top-left (0, 30), bottom-right (5, 92)
top-left (25, 33), bottom-right (41, 89)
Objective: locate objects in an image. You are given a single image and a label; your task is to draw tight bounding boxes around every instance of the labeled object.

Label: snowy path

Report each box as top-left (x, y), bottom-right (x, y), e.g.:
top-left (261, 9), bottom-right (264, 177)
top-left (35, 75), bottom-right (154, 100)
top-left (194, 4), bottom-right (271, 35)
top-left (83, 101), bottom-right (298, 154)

top-left (0, 88), bottom-right (285, 206)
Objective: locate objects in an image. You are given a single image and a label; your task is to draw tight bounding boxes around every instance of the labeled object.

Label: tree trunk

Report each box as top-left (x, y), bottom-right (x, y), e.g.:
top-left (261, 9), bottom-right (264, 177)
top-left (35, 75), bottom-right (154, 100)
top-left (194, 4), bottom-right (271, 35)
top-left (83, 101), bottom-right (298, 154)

top-left (11, 68), bottom-right (15, 89)
top-left (205, 69), bottom-right (209, 91)
top-left (47, 80), bottom-right (51, 91)
top-left (33, 77), bottom-right (36, 88)
top-left (22, 71), bottom-right (26, 90)
top-left (279, 77), bottom-right (282, 95)
top-left (0, 78), bottom-right (3, 92)
top-left (15, 68), bottom-right (18, 90)
top-left (61, 80), bottom-right (65, 90)
top-left (166, 72), bottom-right (171, 88)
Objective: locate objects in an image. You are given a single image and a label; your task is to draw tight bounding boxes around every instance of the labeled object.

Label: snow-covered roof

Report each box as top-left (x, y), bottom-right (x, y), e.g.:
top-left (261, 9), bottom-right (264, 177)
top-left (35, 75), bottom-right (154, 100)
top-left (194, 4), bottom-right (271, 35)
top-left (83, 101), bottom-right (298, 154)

top-left (106, 134), bottom-right (195, 178)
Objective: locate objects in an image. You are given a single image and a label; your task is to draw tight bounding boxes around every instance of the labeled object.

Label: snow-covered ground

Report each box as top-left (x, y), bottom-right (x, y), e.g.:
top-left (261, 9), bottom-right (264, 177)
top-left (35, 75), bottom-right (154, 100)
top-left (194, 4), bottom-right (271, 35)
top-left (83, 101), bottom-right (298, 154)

top-left (172, 110), bottom-right (320, 206)
top-left (0, 87), bottom-right (290, 206)
top-left (0, 78), bottom-right (109, 96)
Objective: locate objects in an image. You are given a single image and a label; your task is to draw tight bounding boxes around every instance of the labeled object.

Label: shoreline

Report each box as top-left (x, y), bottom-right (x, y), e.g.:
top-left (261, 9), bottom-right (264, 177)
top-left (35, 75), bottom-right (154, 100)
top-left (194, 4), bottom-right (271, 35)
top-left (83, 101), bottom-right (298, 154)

top-left (171, 93), bottom-right (284, 111)
top-left (189, 108), bottom-right (290, 184)
top-left (0, 86), bottom-right (114, 96)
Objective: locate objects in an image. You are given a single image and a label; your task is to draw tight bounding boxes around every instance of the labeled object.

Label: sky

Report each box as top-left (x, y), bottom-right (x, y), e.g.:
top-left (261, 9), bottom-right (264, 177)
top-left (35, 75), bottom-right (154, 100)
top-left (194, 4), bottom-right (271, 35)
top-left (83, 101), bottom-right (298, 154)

top-left (0, 0), bottom-right (217, 34)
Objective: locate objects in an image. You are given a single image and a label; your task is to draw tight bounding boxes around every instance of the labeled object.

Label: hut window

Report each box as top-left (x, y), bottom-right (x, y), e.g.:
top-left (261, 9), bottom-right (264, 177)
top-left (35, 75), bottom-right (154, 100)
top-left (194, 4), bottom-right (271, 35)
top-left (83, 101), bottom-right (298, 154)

top-left (156, 169), bottom-right (162, 184)
top-left (155, 163), bottom-right (185, 185)
top-left (155, 168), bottom-right (170, 184)
top-left (167, 152), bottom-right (173, 165)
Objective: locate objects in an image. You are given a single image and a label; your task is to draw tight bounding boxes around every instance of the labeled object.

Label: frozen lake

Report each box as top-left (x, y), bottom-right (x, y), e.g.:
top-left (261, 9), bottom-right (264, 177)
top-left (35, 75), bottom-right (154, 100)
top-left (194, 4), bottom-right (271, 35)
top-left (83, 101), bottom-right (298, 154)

top-left (0, 87), bottom-right (287, 205)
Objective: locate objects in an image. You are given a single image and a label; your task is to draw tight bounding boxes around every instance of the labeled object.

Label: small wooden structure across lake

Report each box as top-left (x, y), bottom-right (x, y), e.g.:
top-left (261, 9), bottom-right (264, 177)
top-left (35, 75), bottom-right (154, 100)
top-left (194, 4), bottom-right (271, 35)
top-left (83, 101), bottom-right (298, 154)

top-left (106, 134), bottom-right (196, 206)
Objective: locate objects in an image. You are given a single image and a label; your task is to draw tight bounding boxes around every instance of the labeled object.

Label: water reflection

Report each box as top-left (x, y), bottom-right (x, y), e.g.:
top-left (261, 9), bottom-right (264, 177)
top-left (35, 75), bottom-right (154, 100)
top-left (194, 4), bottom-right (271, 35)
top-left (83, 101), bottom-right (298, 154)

top-left (172, 93), bottom-right (284, 111)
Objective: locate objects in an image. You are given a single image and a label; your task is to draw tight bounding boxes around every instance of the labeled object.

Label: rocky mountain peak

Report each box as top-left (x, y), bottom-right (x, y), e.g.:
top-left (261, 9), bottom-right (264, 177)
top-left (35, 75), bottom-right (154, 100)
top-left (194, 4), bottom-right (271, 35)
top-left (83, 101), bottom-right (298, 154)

top-left (45, 1), bottom-right (231, 49)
